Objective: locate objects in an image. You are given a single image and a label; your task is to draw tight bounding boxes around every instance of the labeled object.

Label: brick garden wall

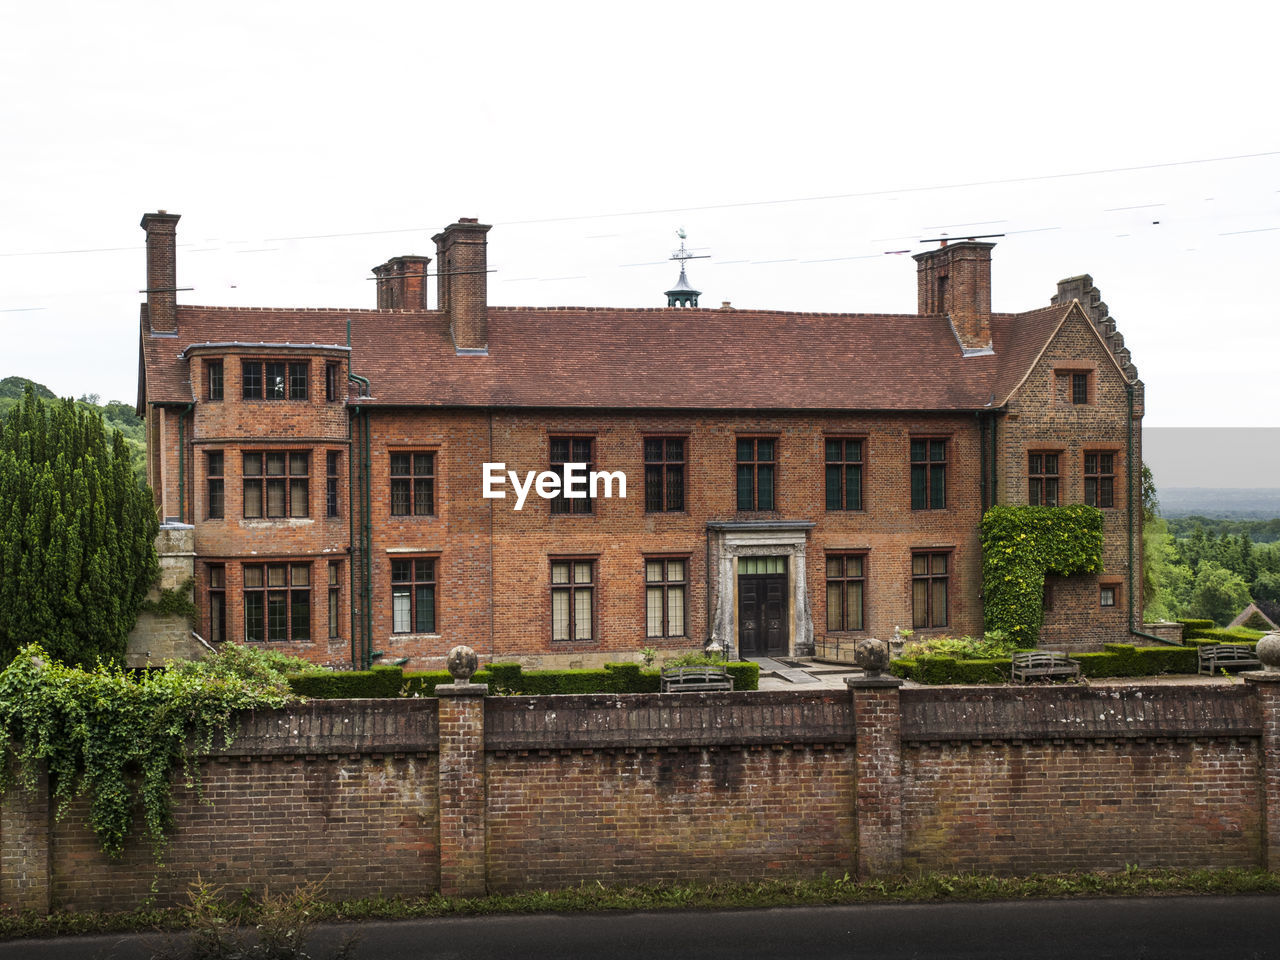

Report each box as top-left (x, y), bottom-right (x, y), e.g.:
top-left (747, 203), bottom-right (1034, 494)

top-left (4, 678), bottom-right (1279, 915)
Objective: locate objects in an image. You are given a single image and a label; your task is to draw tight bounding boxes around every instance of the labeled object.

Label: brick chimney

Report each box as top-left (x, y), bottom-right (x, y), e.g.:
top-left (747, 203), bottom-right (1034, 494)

top-left (432, 218), bottom-right (491, 354)
top-left (372, 255), bottom-right (432, 310)
top-left (912, 240), bottom-right (995, 353)
top-left (140, 210), bottom-right (181, 334)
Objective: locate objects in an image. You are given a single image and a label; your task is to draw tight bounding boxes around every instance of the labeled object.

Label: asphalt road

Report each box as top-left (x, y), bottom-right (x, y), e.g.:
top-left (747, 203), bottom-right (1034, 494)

top-left (4, 896), bottom-right (1279, 959)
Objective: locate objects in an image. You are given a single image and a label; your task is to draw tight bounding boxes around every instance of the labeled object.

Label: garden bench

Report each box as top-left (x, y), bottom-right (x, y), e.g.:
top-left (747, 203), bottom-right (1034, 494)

top-left (1011, 651), bottom-right (1081, 683)
top-left (660, 665), bottom-right (735, 692)
top-left (1198, 644), bottom-right (1262, 675)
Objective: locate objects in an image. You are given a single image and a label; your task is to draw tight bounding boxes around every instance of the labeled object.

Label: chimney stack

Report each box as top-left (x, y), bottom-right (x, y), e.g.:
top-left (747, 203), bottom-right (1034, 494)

top-left (140, 210), bottom-right (181, 334)
top-left (912, 241), bottom-right (995, 353)
top-left (432, 218), bottom-right (491, 354)
top-left (372, 255), bottom-right (432, 310)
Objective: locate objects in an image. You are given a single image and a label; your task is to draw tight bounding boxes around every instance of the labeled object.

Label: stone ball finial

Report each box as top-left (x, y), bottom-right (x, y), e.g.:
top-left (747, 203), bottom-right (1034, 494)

top-left (447, 645), bottom-right (479, 683)
top-left (853, 638), bottom-right (890, 677)
top-left (1256, 633), bottom-right (1280, 673)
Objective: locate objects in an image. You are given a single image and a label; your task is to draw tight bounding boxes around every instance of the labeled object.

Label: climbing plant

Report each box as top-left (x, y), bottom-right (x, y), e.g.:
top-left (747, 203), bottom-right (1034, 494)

top-left (981, 504), bottom-right (1105, 646)
top-left (0, 644), bottom-right (298, 858)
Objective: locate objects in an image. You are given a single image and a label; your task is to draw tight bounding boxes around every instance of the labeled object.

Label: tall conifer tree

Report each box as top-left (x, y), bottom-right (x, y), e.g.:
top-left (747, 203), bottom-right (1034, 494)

top-left (0, 387), bottom-right (158, 666)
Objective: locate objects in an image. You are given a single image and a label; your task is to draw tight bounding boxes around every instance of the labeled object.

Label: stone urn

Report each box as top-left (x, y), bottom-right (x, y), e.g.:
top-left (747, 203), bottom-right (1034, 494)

top-left (853, 637), bottom-right (890, 677)
top-left (446, 645), bottom-right (479, 684)
top-left (1256, 632), bottom-right (1280, 674)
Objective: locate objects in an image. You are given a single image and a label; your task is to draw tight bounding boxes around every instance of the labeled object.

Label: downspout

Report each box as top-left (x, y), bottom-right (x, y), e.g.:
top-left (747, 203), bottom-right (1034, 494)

top-left (1126, 382), bottom-right (1174, 645)
top-left (348, 314), bottom-right (377, 668)
top-left (976, 412), bottom-right (988, 512)
top-left (361, 405), bottom-right (373, 669)
top-left (177, 403), bottom-right (194, 523)
top-left (347, 402), bottom-right (358, 669)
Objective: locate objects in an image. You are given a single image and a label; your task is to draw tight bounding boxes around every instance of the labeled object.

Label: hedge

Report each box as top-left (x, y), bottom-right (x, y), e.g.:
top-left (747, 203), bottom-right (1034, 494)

top-left (889, 641), bottom-right (1250, 685)
top-left (288, 660), bottom-right (760, 698)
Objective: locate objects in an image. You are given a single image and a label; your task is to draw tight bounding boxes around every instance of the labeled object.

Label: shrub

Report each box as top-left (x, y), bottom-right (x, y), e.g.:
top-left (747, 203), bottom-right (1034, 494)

top-left (902, 630), bottom-right (1021, 660)
top-left (890, 656), bottom-right (1011, 684)
top-left (289, 660), bottom-right (759, 697)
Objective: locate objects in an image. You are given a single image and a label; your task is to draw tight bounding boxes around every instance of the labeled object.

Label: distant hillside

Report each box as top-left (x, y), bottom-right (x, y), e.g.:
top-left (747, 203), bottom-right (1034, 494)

top-left (1159, 487), bottom-right (1280, 520)
top-left (0, 376), bottom-right (145, 480)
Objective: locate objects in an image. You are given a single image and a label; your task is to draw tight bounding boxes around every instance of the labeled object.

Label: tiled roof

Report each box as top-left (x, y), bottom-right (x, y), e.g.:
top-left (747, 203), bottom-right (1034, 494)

top-left (139, 302), bottom-right (1074, 411)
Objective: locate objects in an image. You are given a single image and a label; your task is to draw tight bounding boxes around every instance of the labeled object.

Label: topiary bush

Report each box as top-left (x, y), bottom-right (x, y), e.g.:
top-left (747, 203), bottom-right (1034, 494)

top-left (981, 505), bottom-right (1104, 647)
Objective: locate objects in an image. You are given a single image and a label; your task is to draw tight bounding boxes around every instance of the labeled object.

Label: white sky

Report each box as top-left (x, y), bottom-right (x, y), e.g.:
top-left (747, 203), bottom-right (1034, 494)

top-left (2, 1), bottom-right (1276, 429)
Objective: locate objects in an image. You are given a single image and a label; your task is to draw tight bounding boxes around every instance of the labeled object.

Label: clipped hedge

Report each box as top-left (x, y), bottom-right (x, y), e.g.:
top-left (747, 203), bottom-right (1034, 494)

top-left (1182, 627), bottom-right (1264, 645)
top-left (889, 656), bottom-right (1012, 685)
top-left (288, 660), bottom-right (759, 699)
top-left (1174, 618), bottom-right (1215, 636)
top-left (890, 641), bottom-right (1232, 685)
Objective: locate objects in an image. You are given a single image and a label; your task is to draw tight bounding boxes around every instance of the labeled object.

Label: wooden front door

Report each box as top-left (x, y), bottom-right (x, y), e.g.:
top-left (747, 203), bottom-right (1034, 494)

top-left (738, 573), bottom-right (788, 657)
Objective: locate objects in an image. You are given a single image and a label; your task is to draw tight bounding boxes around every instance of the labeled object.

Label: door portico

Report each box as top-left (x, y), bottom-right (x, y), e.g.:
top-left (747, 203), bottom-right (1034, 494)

top-left (707, 521), bottom-right (815, 660)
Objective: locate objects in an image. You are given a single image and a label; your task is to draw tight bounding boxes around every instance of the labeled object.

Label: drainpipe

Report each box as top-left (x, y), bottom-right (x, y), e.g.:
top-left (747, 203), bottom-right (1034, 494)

top-left (177, 403), bottom-right (194, 523)
top-left (347, 316), bottom-right (376, 669)
top-left (1126, 383), bottom-right (1174, 646)
top-left (347, 401), bottom-right (358, 670)
top-left (976, 412), bottom-right (988, 512)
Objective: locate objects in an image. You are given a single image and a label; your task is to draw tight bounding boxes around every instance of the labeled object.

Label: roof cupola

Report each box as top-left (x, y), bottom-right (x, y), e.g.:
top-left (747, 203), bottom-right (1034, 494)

top-left (665, 229), bottom-right (704, 308)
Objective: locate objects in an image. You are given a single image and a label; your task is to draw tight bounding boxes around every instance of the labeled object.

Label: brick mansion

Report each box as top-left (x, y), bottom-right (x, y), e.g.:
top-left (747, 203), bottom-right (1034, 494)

top-left (136, 212), bottom-right (1145, 670)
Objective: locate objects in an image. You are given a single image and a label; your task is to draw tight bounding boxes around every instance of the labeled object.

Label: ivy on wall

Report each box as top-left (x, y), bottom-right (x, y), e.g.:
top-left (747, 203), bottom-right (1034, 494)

top-left (981, 505), bottom-right (1105, 646)
top-left (0, 644), bottom-right (297, 858)
top-left (138, 576), bottom-right (197, 622)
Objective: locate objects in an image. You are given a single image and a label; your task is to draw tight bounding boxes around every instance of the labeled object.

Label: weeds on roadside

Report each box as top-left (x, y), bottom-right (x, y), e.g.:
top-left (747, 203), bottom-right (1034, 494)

top-left (150, 876), bottom-right (357, 960)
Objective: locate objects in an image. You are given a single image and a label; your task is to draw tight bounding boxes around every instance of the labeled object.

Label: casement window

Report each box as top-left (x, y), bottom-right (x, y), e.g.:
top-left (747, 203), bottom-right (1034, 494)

top-left (1100, 583), bottom-right (1119, 608)
top-left (644, 437), bottom-right (685, 512)
top-left (1028, 452), bottom-right (1060, 507)
top-left (1084, 451), bottom-right (1115, 508)
top-left (206, 360), bottom-right (224, 401)
top-left (390, 452), bottom-right (435, 516)
top-left (325, 361), bottom-right (343, 402)
top-left (551, 559), bottom-right (594, 641)
top-left (242, 451), bottom-right (309, 519)
top-left (1056, 370), bottom-right (1092, 405)
top-left (326, 451), bottom-right (340, 518)
top-left (645, 557), bottom-right (687, 638)
top-left (826, 554), bottom-right (866, 632)
top-left (206, 451), bottom-right (225, 519)
top-left (910, 439), bottom-right (947, 510)
top-left (825, 438), bottom-right (864, 511)
top-left (243, 562), bottom-right (311, 643)
top-left (328, 560), bottom-right (342, 639)
top-left (736, 437), bottom-right (776, 511)
top-left (241, 360), bottom-right (309, 400)
top-left (550, 437), bottom-right (594, 515)
top-left (911, 552), bottom-right (949, 629)
top-left (208, 564), bottom-right (226, 644)
top-left (391, 557), bottom-right (436, 634)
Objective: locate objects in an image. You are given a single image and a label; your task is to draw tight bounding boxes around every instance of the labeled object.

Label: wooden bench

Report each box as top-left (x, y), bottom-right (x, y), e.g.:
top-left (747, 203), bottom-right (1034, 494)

top-left (1198, 644), bottom-right (1262, 675)
top-left (1011, 651), bottom-right (1081, 683)
top-left (660, 665), bottom-right (735, 693)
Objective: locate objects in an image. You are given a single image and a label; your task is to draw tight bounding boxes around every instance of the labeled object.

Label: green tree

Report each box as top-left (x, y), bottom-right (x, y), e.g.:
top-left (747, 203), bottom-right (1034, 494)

top-left (0, 388), bottom-right (158, 666)
top-left (1186, 561), bottom-right (1252, 626)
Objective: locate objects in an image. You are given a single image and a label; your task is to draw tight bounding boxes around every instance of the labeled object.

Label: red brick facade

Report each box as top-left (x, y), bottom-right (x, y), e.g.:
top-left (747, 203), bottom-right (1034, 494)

top-left (137, 214), bottom-right (1146, 669)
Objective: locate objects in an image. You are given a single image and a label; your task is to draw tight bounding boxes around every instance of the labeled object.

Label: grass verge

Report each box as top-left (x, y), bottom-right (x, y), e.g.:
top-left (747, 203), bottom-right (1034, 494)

top-left (3, 868), bottom-right (1279, 941)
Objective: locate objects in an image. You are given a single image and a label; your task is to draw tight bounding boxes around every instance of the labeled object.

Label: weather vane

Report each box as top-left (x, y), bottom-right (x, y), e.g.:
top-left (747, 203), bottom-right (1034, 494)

top-left (671, 227), bottom-right (710, 267)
